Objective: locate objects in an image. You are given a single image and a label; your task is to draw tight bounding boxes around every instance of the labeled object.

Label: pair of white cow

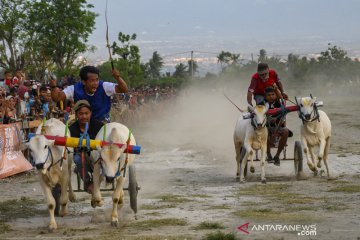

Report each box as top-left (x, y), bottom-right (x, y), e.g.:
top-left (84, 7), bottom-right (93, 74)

top-left (233, 96), bottom-right (334, 183)
top-left (28, 119), bottom-right (136, 230)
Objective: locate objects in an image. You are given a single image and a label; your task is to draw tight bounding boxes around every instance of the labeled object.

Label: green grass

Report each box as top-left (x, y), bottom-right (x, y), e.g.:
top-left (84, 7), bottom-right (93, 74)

top-left (237, 184), bottom-right (290, 197)
top-left (0, 222), bottom-right (12, 233)
top-left (206, 205), bottom-right (232, 210)
top-left (233, 208), bottom-right (320, 223)
top-left (103, 235), bottom-right (194, 240)
top-left (190, 194), bottom-right (210, 198)
top-left (202, 231), bottom-right (237, 240)
top-left (237, 183), bottom-right (325, 204)
top-left (285, 205), bottom-right (318, 211)
top-left (132, 218), bottom-right (187, 230)
top-left (140, 203), bottom-right (177, 210)
top-left (328, 185), bottom-right (360, 193)
top-left (323, 204), bottom-right (349, 211)
top-left (332, 180), bottom-right (351, 185)
top-left (193, 222), bottom-right (226, 230)
top-left (143, 212), bottom-right (162, 216)
top-left (0, 196), bottom-right (47, 223)
top-left (155, 194), bottom-right (192, 203)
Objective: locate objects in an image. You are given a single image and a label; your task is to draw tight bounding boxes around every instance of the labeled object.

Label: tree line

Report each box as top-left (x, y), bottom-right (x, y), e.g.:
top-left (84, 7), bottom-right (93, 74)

top-left (1, 0), bottom-right (359, 88)
top-left (214, 44), bottom-right (360, 88)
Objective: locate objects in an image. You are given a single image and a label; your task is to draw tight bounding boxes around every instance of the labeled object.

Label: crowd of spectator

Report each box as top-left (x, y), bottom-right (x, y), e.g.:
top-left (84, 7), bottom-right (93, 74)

top-left (0, 69), bottom-right (177, 125)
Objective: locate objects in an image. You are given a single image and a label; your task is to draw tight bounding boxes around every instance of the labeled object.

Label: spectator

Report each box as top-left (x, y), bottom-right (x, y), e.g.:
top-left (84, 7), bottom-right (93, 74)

top-left (3, 70), bottom-right (13, 90)
top-left (12, 69), bottom-right (24, 86)
top-left (3, 95), bottom-right (17, 124)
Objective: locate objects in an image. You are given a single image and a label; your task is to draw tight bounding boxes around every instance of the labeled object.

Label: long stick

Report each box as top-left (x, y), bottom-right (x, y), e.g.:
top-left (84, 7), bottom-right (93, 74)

top-left (222, 92), bottom-right (245, 112)
top-left (105, 0), bottom-right (114, 70)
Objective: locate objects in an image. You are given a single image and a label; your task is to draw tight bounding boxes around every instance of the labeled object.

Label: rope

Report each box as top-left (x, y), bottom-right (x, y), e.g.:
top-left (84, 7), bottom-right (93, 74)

top-left (123, 128), bottom-right (132, 177)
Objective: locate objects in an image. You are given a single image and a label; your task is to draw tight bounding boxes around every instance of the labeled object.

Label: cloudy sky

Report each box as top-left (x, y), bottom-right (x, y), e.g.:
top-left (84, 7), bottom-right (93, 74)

top-left (87, 0), bottom-right (360, 63)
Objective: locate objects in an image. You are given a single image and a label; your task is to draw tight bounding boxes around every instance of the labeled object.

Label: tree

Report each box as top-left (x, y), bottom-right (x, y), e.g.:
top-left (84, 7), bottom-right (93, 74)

top-left (187, 59), bottom-right (198, 77)
top-left (318, 43), bottom-right (350, 64)
top-left (26, 0), bottom-right (96, 75)
top-left (217, 51), bottom-right (241, 73)
top-left (287, 53), bottom-right (310, 82)
top-left (144, 51), bottom-right (163, 80)
top-left (258, 49), bottom-right (267, 63)
top-left (99, 32), bottom-right (143, 87)
top-left (173, 63), bottom-right (188, 78)
top-left (217, 51), bottom-right (232, 66)
top-left (0, 0), bottom-right (28, 70)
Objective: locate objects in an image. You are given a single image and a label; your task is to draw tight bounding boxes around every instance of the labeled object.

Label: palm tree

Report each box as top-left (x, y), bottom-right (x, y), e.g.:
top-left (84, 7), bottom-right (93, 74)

top-left (173, 63), bottom-right (188, 78)
top-left (146, 51), bottom-right (163, 79)
top-left (187, 59), bottom-right (198, 76)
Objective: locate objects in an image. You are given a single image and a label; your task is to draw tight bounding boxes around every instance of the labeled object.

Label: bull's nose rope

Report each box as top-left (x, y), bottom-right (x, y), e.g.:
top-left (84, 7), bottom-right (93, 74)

top-left (121, 129), bottom-right (132, 177)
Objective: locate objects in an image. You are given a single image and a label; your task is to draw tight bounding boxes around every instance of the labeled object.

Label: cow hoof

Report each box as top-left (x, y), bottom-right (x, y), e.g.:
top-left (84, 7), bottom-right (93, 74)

top-left (91, 199), bottom-right (104, 208)
top-left (261, 179), bottom-right (267, 184)
top-left (250, 166), bottom-right (255, 173)
top-left (59, 210), bottom-right (67, 217)
top-left (313, 170), bottom-right (318, 176)
top-left (69, 193), bottom-right (76, 203)
top-left (235, 176), bottom-right (240, 182)
top-left (48, 224), bottom-right (57, 232)
top-left (319, 170), bottom-right (326, 177)
top-left (111, 220), bottom-right (118, 227)
top-left (240, 179), bottom-right (246, 184)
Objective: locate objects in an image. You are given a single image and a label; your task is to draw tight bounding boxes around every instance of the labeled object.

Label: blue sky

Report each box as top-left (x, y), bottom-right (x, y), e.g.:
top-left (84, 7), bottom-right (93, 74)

top-left (87, 0), bottom-right (360, 62)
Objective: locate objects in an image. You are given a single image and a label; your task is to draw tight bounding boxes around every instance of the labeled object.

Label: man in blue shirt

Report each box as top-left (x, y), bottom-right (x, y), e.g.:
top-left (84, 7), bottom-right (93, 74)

top-left (50, 66), bottom-right (128, 122)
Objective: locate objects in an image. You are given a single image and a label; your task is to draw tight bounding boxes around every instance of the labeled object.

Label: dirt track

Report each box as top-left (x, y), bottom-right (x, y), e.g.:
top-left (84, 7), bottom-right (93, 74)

top-left (1, 85), bottom-right (360, 240)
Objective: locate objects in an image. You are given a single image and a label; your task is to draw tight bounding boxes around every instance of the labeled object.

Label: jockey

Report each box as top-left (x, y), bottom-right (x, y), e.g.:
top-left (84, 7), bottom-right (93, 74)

top-left (69, 100), bottom-right (104, 193)
top-left (247, 63), bottom-right (288, 106)
top-left (50, 66), bottom-right (128, 123)
top-left (264, 87), bottom-right (293, 166)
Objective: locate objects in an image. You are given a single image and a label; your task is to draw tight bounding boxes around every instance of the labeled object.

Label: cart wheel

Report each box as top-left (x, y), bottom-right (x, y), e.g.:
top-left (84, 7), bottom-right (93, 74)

top-left (128, 165), bottom-right (138, 214)
top-left (240, 147), bottom-right (248, 177)
top-left (52, 184), bottom-right (61, 216)
top-left (294, 141), bottom-right (305, 180)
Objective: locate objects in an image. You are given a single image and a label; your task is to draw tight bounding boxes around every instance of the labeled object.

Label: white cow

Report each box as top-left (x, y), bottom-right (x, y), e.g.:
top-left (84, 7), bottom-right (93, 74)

top-left (233, 104), bottom-right (269, 183)
top-left (90, 122), bottom-right (136, 226)
top-left (28, 118), bottom-right (75, 231)
top-left (297, 97), bottom-right (336, 179)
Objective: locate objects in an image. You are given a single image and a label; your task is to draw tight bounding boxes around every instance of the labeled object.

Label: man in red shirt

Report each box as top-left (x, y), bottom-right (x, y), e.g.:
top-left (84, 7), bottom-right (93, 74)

top-left (247, 63), bottom-right (288, 106)
top-left (4, 70), bottom-right (13, 89)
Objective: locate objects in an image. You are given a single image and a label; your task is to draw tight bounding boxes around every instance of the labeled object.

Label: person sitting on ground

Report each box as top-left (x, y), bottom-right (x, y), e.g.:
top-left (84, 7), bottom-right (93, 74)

top-left (264, 87), bottom-right (293, 166)
top-left (247, 63), bottom-right (288, 106)
top-left (69, 100), bottom-right (104, 193)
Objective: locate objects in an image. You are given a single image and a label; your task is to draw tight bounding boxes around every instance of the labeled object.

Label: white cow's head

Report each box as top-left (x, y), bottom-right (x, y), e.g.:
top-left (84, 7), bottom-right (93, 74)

top-left (297, 97), bottom-right (318, 121)
top-left (100, 143), bottom-right (127, 183)
top-left (28, 135), bottom-right (55, 171)
top-left (249, 104), bottom-right (269, 129)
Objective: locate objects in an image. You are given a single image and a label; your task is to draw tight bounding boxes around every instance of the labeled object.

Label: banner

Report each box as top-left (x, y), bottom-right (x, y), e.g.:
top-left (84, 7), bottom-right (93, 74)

top-left (0, 124), bottom-right (33, 179)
